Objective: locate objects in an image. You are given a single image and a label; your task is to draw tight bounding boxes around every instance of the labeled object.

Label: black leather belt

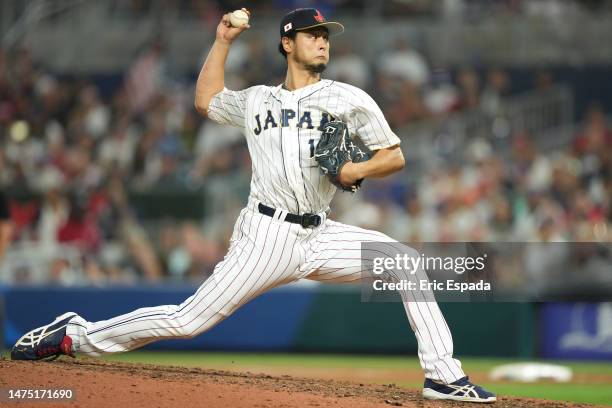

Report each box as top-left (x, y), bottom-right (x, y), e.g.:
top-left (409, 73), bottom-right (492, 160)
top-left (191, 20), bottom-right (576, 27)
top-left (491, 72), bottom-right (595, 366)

top-left (258, 203), bottom-right (321, 228)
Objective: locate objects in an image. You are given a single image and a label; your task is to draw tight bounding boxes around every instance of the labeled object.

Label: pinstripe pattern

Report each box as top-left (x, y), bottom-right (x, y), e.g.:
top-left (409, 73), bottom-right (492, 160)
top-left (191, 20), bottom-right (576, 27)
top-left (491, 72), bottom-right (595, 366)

top-left (63, 79), bottom-right (465, 384)
top-left (206, 80), bottom-right (401, 214)
top-left (66, 213), bottom-right (466, 383)
top-left (68, 209), bottom-right (305, 354)
top-left (300, 220), bottom-right (465, 382)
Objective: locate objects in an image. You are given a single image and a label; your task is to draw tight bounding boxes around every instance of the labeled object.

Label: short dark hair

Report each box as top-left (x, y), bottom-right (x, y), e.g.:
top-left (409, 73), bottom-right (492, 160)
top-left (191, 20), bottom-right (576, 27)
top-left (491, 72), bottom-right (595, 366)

top-left (278, 32), bottom-right (297, 59)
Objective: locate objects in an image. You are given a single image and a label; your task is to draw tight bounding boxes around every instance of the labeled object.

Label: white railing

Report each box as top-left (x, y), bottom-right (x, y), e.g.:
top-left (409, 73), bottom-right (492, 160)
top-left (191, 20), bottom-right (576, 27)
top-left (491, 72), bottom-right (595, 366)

top-left (396, 85), bottom-right (574, 179)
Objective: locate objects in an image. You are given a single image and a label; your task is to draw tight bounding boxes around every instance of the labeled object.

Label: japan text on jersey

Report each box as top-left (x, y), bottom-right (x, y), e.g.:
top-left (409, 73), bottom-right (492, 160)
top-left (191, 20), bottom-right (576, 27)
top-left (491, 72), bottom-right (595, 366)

top-left (207, 79), bottom-right (401, 214)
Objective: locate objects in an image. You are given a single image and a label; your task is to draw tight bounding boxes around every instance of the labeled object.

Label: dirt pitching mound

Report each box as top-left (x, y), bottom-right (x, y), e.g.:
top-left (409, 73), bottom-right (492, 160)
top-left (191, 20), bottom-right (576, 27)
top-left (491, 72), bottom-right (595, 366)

top-left (0, 358), bottom-right (598, 408)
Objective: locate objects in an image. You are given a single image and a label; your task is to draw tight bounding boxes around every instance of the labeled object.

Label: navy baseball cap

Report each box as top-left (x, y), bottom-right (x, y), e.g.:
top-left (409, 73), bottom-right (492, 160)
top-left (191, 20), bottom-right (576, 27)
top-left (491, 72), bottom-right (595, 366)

top-left (279, 8), bottom-right (344, 38)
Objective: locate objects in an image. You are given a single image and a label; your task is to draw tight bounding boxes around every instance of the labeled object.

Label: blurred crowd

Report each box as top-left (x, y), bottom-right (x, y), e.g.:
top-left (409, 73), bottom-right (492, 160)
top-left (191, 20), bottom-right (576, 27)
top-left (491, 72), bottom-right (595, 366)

top-left (341, 103), bottom-right (612, 244)
top-left (0, 17), bottom-right (611, 286)
top-left (0, 45), bottom-right (234, 285)
top-left (107, 0), bottom-right (612, 20)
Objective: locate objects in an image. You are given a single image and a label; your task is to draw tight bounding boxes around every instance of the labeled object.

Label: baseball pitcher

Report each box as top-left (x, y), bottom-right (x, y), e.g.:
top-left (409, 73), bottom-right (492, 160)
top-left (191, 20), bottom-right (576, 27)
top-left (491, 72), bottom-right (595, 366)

top-left (12, 8), bottom-right (495, 403)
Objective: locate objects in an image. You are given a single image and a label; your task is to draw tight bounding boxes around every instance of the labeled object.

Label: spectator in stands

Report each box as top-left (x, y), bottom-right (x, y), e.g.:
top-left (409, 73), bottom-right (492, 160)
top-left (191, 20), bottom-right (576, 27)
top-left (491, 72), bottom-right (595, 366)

top-left (0, 142), bottom-right (8, 187)
top-left (242, 34), bottom-right (281, 86)
top-left (190, 0), bottom-right (223, 26)
top-left (456, 67), bottom-right (481, 111)
top-left (180, 222), bottom-right (224, 281)
top-left (121, 220), bottom-right (163, 282)
top-left (98, 118), bottom-right (138, 174)
top-left (0, 190), bottom-right (14, 261)
top-left (133, 114), bottom-right (165, 185)
top-left (510, 132), bottom-right (553, 193)
top-left (4, 121), bottom-right (45, 193)
top-left (325, 41), bottom-right (371, 89)
top-left (378, 38), bottom-right (430, 88)
top-left (376, 74), bottom-right (428, 127)
top-left (481, 67), bottom-right (511, 116)
top-left (151, 134), bottom-right (186, 188)
top-left (573, 104), bottom-right (612, 156)
top-left (386, 193), bottom-right (440, 242)
top-left (424, 68), bottom-right (460, 116)
top-left (549, 153), bottom-right (580, 210)
top-left (488, 195), bottom-right (518, 241)
top-left (36, 167), bottom-right (69, 256)
top-left (178, 110), bottom-right (200, 152)
top-left (123, 38), bottom-right (169, 115)
top-left (569, 190), bottom-right (606, 239)
top-left (57, 194), bottom-right (101, 253)
top-left (96, 174), bottom-right (162, 282)
top-left (534, 69), bottom-right (554, 91)
top-left (158, 220), bottom-right (224, 282)
top-left (69, 83), bottom-right (110, 140)
top-left (190, 118), bottom-right (243, 183)
top-left (158, 221), bottom-right (186, 279)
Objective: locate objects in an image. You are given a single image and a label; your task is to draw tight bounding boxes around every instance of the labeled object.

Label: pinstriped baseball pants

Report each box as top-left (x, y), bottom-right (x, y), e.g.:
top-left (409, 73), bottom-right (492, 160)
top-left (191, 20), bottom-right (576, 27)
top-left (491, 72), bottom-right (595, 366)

top-left (66, 203), bottom-right (466, 383)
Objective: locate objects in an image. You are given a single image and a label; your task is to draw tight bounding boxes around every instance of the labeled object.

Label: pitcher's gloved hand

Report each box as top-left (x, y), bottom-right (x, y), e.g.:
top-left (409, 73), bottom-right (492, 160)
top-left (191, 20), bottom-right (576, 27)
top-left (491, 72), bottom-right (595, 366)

top-left (314, 121), bottom-right (370, 192)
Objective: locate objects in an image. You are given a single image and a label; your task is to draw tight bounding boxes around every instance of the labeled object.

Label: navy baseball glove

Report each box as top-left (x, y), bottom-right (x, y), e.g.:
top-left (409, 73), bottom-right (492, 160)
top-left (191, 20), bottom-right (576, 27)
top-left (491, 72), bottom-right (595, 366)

top-left (314, 121), bottom-right (371, 193)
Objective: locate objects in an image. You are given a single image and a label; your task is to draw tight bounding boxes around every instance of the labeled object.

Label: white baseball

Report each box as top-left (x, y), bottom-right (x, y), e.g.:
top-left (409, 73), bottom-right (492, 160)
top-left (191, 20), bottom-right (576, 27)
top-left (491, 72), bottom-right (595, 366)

top-left (229, 9), bottom-right (249, 28)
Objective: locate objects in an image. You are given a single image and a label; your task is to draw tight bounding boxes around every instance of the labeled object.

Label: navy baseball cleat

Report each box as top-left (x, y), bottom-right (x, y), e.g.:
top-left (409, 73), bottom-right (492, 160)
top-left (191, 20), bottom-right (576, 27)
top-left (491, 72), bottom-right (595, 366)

top-left (423, 376), bottom-right (497, 403)
top-left (11, 312), bottom-right (77, 361)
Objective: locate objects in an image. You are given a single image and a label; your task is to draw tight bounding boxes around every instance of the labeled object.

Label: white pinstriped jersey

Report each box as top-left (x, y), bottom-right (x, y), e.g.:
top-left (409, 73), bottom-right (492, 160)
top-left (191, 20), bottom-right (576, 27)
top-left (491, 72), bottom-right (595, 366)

top-left (207, 79), bottom-right (401, 214)
top-left (62, 77), bottom-right (465, 386)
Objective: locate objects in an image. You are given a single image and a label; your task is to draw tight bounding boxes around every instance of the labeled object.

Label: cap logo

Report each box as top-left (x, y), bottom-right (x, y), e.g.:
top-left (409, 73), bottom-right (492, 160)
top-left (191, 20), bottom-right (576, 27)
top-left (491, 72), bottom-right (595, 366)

top-left (314, 9), bottom-right (325, 22)
top-left (284, 22), bottom-right (292, 32)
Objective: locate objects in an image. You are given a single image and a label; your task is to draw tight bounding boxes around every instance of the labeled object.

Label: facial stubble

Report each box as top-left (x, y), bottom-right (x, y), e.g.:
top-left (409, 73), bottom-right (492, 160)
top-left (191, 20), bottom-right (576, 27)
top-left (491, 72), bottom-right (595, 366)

top-left (293, 47), bottom-right (327, 74)
top-left (305, 62), bottom-right (327, 74)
